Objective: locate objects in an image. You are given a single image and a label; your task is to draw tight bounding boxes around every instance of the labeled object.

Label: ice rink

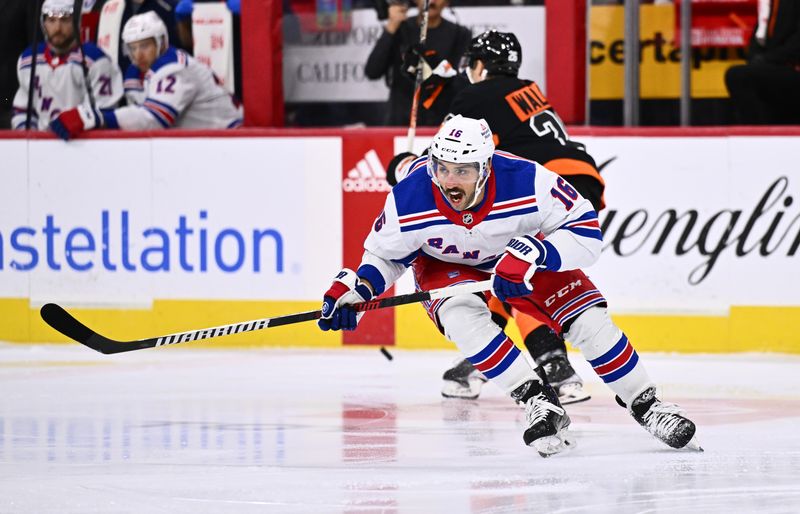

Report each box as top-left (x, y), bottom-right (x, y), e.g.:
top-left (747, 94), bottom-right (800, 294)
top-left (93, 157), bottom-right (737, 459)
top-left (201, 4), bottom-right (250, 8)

top-left (1, 343), bottom-right (799, 513)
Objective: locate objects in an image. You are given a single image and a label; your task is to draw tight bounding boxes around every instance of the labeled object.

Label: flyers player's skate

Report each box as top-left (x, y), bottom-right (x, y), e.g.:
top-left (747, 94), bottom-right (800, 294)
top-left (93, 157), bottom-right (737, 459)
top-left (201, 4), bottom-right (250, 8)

top-left (525, 326), bottom-right (590, 405)
top-left (536, 349), bottom-right (590, 405)
top-left (441, 352), bottom-right (589, 405)
top-left (441, 358), bottom-right (488, 399)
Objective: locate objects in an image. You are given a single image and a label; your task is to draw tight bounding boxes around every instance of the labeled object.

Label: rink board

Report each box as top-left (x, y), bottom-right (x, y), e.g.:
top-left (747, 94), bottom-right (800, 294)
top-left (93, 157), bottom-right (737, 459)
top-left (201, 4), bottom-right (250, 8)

top-left (1, 130), bottom-right (798, 352)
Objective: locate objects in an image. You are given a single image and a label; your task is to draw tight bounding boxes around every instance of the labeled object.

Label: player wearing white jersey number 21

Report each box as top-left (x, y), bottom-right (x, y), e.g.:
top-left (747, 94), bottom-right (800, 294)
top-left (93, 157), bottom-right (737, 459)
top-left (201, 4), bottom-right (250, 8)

top-left (317, 115), bottom-right (701, 457)
top-left (50, 11), bottom-right (242, 140)
top-left (12, 0), bottom-right (122, 130)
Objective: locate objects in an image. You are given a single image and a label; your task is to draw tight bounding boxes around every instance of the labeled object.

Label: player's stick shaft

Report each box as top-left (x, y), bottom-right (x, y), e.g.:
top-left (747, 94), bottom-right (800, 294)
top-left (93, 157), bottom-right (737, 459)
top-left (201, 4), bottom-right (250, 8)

top-left (25, 0), bottom-right (43, 129)
top-left (40, 279), bottom-right (492, 355)
top-left (406, 0), bottom-right (430, 153)
top-left (73, 0), bottom-right (97, 111)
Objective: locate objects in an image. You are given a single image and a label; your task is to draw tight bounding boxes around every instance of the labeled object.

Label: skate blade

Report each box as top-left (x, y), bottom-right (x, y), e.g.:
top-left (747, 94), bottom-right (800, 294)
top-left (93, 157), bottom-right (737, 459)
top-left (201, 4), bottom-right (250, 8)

top-left (559, 392), bottom-right (591, 405)
top-left (441, 379), bottom-right (484, 400)
top-left (682, 436), bottom-right (704, 452)
top-left (531, 431), bottom-right (576, 458)
top-left (557, 383), bottom-right (591, 405)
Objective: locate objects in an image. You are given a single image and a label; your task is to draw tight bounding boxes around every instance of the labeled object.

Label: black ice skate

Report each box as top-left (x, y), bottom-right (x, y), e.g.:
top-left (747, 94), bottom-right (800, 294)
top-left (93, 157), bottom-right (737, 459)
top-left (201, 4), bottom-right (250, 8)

top-left (619, 386), bottom-right (703, 451)
top-left (511, 380), bottom-right (575, 457)
top-left (441, 358), bottom-right (488, 399)
top-left (536, 349), bottom-right (590, 405)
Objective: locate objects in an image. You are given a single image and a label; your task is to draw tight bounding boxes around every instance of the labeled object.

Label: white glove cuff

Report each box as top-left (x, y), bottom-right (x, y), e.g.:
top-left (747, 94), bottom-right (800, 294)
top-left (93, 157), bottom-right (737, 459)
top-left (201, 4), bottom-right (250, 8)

top-left (504, 235), bottom-right (544, 266)
top-left (77, 105), bottom-right (99, 129)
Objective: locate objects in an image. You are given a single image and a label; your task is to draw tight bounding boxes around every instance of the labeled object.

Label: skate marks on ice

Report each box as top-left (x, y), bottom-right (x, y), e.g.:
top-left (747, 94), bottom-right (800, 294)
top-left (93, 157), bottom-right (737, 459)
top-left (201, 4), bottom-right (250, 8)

top-left (0, 345), bottom-right (799, 513)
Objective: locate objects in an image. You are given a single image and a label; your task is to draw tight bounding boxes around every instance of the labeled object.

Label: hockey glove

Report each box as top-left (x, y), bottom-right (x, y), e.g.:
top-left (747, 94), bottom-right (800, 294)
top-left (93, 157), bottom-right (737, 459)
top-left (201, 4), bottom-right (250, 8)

top-left (386, 152), bottom-right (417, 186)
top-left (50, 105), bottom-right (101, 141)
top-left (492, 235), bottom-right (546, 302)
top-left (402, 45), bottom-right (456, 81)
top-left (318, 268), bottom-right (374, 331)
top-left (401, 43), bottom-right (423, 79)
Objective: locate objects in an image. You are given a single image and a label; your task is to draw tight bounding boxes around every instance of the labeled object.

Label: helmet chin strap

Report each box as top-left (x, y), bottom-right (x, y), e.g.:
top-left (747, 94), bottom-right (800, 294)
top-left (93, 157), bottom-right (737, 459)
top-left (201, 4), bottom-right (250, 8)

top-left (464, 174), bottom-right (487, 209)
top-left (466, 159), bottom-right (492, 209)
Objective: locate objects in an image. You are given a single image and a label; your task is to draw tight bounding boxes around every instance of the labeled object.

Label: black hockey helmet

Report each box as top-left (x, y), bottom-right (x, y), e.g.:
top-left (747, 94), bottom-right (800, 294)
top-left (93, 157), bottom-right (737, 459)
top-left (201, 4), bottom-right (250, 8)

top-left (463, 30), bottom-right (522, 76)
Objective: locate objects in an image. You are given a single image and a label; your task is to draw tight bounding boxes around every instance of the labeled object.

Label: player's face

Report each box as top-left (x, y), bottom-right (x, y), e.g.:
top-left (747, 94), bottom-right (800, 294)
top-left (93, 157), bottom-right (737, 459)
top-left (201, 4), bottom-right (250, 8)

top-left (128, 38), bottom-right (159, 72)
top-left (43, 15), bottom-right (75, 53)
top-left (434, 159), bottom-right (481, 211)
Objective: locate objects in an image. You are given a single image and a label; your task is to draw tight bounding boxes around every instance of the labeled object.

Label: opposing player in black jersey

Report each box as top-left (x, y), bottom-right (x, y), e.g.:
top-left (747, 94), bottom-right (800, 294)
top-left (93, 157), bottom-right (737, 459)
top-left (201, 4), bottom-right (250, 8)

top-left (388, 31), bottom-right (605, 404)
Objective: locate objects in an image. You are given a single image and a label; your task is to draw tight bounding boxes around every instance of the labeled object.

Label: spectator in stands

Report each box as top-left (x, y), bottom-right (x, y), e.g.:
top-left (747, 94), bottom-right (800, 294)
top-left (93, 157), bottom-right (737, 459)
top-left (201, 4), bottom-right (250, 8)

top-left (49, 11), bottom-right (242, 139)
top-left (10, 0), bottom-right (123, 130)
top-left (365, 0), bottom-right (470, 126)
top-left (725, 0), bottom-right (800, 124)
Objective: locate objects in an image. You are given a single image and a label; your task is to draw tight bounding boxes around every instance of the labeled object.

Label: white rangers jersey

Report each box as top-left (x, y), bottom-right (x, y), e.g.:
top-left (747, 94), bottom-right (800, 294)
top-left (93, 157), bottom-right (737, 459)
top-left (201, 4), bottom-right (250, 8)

top-left (11, 42), bottom-right (123, 130)
top-left (356, 151), bottom-right (603, 295)
top-left (109, 47), bottom-right (242, 130)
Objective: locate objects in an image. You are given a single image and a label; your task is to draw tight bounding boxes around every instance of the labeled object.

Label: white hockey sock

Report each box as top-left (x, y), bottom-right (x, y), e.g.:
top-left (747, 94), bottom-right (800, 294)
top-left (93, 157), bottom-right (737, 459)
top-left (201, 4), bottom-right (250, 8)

top-left (564, 307), bottom-right (654, 406)
top-left (438, 294), bottom-right (537, 393)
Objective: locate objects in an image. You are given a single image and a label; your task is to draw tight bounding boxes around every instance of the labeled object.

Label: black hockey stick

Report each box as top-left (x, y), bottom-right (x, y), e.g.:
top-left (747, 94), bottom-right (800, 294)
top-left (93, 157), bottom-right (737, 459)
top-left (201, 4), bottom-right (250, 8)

top-left (25, 0), bottom-right (44, 129)
top-left (406, 0), bottom-right (430, 152)
top-left (40, 279), bottom-right (492, 355)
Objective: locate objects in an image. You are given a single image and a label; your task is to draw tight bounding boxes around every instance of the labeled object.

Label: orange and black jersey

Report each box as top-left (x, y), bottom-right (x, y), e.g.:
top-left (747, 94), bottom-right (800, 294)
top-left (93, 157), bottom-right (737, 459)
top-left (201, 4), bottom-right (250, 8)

top-left (449, 76), bottom-right (605, 210)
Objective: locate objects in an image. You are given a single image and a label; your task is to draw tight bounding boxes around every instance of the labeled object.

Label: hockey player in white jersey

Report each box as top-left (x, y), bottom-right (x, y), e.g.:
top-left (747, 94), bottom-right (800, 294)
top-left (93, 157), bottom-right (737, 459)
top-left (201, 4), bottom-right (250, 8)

top-left (11, 0), bottom-right (123, 130)
top-left (317, 115), bottom-right (701, 456)
top-left (50, 11), bottom-right (242, 140)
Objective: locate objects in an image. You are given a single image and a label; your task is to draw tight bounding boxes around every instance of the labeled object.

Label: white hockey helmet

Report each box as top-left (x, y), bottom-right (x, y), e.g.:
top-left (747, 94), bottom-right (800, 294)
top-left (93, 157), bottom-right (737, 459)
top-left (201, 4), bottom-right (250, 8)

top-left (41, 0), bottom-right (75, 18)
top-left (427, 115), bottom-right (495, 208)
top-left (41, 0), bottom-right (76, 44)
top-left (122, 11), bottom-right (169, 54)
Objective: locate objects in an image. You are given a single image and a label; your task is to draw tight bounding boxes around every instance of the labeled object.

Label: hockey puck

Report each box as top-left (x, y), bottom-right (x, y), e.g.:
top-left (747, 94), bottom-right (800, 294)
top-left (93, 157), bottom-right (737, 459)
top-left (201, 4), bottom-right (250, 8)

top-left (380, 347), bottom-right (393, 361)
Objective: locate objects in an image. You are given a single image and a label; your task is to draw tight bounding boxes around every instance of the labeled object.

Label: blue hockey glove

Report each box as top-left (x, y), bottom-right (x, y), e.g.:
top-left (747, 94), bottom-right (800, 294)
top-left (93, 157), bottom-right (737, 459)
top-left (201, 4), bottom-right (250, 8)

top-left (318, 269), bottom-right (373, 331)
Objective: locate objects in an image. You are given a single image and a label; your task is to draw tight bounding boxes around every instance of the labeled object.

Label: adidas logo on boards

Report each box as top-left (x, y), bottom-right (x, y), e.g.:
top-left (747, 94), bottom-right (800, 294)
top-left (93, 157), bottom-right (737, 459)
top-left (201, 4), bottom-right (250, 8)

top-left (342, 150), bottom-right (391, 192)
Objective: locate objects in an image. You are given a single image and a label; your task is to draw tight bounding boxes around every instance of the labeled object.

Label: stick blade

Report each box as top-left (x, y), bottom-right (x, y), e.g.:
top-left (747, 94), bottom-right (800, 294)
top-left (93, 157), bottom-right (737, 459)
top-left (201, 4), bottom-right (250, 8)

top-left (40, 303), bottom-right (117, 354)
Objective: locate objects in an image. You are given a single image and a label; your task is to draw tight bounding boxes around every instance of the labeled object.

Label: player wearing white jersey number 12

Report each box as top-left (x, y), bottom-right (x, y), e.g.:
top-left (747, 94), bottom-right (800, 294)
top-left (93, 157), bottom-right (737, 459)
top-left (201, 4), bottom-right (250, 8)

top-left (50, 11), bottom-right (242, 140)
top-left (317, 115), bottom-right (702, 456)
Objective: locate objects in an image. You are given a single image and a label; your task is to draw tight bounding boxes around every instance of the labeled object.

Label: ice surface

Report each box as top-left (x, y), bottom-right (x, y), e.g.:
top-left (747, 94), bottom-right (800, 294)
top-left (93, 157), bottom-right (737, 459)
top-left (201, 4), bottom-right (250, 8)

top-left (1, 344), bottom-right (799, 513)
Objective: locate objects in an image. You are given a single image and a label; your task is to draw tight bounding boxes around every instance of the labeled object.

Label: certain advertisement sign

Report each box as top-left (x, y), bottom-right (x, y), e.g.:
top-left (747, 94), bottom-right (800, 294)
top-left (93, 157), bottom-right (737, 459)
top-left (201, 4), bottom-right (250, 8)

top-left (590, 4), bottom-right (747, 100)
